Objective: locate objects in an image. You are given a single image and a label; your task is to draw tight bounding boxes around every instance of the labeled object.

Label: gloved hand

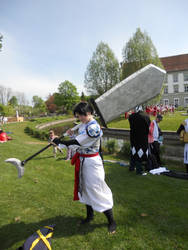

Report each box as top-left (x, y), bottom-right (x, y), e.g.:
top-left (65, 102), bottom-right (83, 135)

top-left (52, 137), bottom-right (61, 145)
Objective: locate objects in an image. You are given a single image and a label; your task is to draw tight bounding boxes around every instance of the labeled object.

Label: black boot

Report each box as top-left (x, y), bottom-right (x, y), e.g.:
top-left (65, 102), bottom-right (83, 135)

top-left (81, 205), bottom-right (94, 224)
top-left (104, 209), bottom-right (116, 233)
top-left (129, 155), bottom-right (135, 171)
top-left (186, 164), bottom-right (188, 173)
top-left (135, 161), bottom-right (143, 175)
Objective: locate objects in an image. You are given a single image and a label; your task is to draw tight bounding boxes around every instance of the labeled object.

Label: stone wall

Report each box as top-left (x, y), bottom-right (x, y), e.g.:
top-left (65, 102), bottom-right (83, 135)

top-left (102, 128), bottom-right (184, 162)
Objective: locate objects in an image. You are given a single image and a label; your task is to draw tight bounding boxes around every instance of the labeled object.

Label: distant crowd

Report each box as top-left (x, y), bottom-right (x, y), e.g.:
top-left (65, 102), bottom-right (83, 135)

top-left (145, 104), bottom-right (175, 116)
top-left (125, 104), bottom-right (175, 119)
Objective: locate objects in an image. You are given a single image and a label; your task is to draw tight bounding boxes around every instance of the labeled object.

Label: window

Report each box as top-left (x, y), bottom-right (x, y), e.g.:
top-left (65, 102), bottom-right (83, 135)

top-left (173, 73), bottom-right (178, 82)
top-left (185, 85), bottom-right (188, 92)
top-left (184, 72), bottom-right (188, 81)
top-left (164, 86), bottom-right (168, 94)
top-left (174, 98), bottom-right (179, 107)
top-left (173, 85), bottom-right (179, 93)
top-left (164, 99), bottom-right (169, 105)
top-left (184, 98), bottom-right (188, 106)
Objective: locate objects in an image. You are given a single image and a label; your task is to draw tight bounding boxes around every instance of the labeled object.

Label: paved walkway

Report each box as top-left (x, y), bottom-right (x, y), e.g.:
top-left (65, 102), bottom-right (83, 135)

top-left (36, 118), bottom-right (75, 130)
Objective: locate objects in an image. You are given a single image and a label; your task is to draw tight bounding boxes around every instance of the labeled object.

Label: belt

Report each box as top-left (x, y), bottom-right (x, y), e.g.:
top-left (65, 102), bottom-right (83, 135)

top-left (71, 152), bottom-right (99, 200)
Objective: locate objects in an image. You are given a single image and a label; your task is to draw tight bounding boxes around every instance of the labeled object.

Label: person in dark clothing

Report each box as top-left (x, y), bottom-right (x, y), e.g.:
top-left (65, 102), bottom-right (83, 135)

top-left (128, 106), bottom-right (151, 174)
top-left (151, 114), bottom-right (163, 167)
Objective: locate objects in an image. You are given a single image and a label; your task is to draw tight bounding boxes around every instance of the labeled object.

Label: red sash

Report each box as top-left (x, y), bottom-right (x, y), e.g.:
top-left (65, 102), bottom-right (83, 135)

top-left (71, 152), bottom-right (99, 200)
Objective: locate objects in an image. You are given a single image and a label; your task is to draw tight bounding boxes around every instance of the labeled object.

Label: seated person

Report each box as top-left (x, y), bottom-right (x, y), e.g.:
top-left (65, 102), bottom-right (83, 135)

top-left (0, 129), bottom-right (12, 143)
top-left (0, 129), bottom-right (11, 142)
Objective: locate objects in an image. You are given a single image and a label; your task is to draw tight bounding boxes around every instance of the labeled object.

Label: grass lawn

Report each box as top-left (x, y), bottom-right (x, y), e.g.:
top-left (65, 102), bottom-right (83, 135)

top-left (108, 111), bottom-right (187, 131)
top-left (0, 122), bottom-right (188, 249)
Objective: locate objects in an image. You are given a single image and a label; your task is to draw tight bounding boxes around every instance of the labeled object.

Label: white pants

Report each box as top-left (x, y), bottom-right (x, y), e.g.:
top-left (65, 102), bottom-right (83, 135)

top-left (78, 155), bottom-right (113, 212)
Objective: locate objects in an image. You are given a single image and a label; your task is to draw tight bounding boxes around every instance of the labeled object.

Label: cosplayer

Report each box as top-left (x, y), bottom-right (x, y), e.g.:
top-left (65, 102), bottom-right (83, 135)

top-left (177, 118), bottom-right (188, 173)
top-left (151, 114), bottom-right (163, 167)
top-left (128, 106), bottom-right (151, 174)
top-left (52, 102), bottom-right (116, 233)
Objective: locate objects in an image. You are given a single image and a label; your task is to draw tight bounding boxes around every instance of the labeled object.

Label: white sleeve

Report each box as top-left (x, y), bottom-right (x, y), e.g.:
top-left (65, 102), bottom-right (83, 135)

top-left (58, 144), bottom-right (67, 149)
top-left (76, 122), bottom-right (101, 146)
top-left (76, 133), bottom-right (96, 146)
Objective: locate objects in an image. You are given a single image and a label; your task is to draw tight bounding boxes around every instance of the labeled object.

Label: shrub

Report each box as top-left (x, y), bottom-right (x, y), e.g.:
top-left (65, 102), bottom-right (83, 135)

top-left (105, 139), bottom-right (118, 154)
top-left (34, 130), bottom-right (40, 138)
top-left (176, 106), bottom-right (185, 111)
top-left (40, 131), bottom-right (48, 140)
top-left (101, 145), bottom-right (108, 155)
top-left (24, 116), bottom-right (74, 141)
top-left (119, 141), bottom-right (131, 158)
top-left (28, 128), bottom-right (34, 135)
top-left (66, 110), bottom-right (73, 115)
top-left (24, 126), bottom-right (30, 133)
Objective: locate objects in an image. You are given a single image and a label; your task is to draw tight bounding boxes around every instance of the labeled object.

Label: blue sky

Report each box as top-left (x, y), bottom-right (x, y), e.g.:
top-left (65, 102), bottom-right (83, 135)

top-left (0, 0), bottom-right (188, 103)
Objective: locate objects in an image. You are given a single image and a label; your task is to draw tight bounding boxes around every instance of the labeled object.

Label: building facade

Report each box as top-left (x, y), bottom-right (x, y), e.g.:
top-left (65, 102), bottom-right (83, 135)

top-left (160, 54), bottom-right (188, 107)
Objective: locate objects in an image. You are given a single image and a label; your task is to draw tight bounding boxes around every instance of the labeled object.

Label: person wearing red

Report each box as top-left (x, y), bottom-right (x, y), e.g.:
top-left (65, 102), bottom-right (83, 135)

top-left (149, 106), bottom-right (153, 116)
top-left (148, 121), bottom-right (154, 145)
top-left (125, 112), bottom-right (129, 120)
top-left (0, 129), bottom-right (8, 142)
top-left (153, 110), bottom-right (157, 117)
top-left (145, 106), bottom-right (150, 115)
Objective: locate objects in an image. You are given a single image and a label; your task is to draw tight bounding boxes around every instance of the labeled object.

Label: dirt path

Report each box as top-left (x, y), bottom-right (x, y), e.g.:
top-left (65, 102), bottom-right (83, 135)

top-left (35, 118), bottom-right (75, 130)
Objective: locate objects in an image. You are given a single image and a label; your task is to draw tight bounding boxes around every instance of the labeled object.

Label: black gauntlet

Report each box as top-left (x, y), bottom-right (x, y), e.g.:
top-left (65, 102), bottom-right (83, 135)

top-left (52, 138), bottom-right (80, 146)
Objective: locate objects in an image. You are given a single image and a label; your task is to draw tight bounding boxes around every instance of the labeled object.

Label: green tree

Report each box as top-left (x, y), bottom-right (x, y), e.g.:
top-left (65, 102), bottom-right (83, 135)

top-left (9, 96), bottom-right (18, 108)
top-left (121, 28), bottom-right (163, 80)
top-left (84, 42), bottom-right (120, 96)
top-left (4, 104), bottom-right (15, 116)
top-left (0, 104), bottom-right (5, 116)
top-left (32, 95), bottom-right (46, 114)
top-left (19, 105), bottom-right (33, 117)
top-left (0, 34), bottom-right (2, 51)
top-left (54, 80), bottom-right (79, 111)
top-left (0, 103), bottom-right (15, 116)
